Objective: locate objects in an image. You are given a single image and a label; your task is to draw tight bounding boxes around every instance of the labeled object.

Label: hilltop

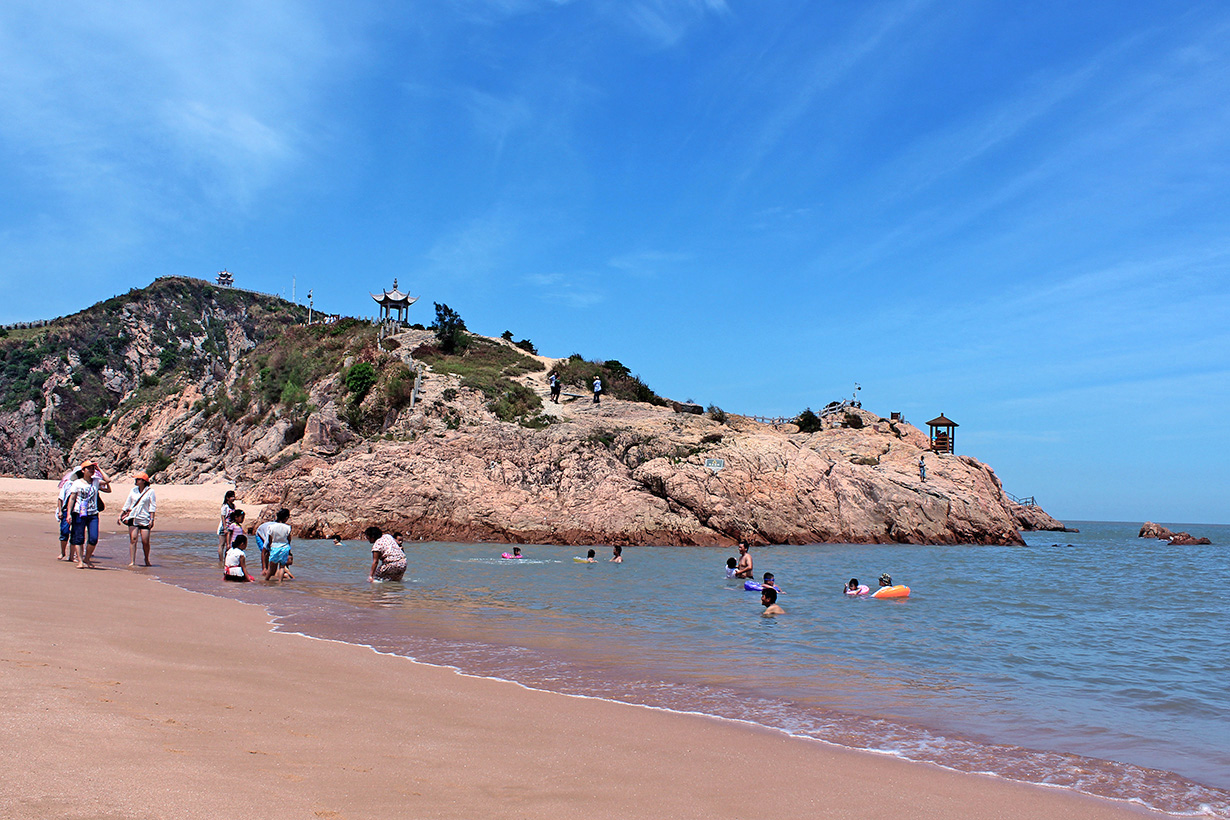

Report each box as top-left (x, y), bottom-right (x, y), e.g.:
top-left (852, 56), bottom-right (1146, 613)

top-left (0, 279), bottom-right (1064, 545)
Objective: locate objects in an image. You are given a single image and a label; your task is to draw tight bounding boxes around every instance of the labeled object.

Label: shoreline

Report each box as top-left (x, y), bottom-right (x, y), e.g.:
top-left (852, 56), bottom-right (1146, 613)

top-left (0, 501), bottom-right (1170, 819)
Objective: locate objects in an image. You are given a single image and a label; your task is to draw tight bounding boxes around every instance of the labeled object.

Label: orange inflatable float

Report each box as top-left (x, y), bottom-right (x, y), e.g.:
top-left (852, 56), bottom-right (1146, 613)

top-left (872, 584), bottom-right (911, 599)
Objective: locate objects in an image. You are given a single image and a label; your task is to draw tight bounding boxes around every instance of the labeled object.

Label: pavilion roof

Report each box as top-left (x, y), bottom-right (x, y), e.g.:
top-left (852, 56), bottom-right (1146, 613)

top-left (926, 414), bottom-right (958, 427)
top-left (370, 278), bottom-right (418, 306)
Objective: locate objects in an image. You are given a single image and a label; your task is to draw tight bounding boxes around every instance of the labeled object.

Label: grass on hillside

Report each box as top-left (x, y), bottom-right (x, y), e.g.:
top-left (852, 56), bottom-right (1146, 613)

top-left (414, 336), bottom-right (550, 427)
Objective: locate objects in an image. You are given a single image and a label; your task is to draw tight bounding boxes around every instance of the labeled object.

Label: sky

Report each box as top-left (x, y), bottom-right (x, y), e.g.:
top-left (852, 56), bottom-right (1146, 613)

top-left (1, 1), bottom-right (1228, 525)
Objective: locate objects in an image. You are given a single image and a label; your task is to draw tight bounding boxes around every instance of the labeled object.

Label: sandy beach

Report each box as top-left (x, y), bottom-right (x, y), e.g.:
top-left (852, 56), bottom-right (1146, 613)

top-left (0, 480), bottom-right (1164, 819)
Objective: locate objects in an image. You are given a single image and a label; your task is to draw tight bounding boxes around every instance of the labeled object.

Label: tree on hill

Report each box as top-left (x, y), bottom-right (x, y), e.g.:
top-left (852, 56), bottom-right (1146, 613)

top-left (432, 303), bottom-right (467, 354)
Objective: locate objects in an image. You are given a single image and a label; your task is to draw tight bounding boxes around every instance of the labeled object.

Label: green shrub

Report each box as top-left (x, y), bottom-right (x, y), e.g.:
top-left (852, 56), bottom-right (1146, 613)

top-left (147, 450), bottom-right (173, 476)
top-left (796, 409), bottom-right (822, 433)
top-left (345, 362), bottom-right (377, 401)
top-left (386, 365), bottom-right (416, 409)
top-left (140, 374), bottom-right (160, 388)
top-left (25, 436), bottom-right (34, 448)
top-left (548, 355), bottom-right (665, 405)
top-left (843, 412), bottom-right (864, 429)
top-left (441, 387), bottom-right (458, 402)
top-left (707, 405), bottom-right (728, 424)
top-left (81, 416), bottom-right (106, 430)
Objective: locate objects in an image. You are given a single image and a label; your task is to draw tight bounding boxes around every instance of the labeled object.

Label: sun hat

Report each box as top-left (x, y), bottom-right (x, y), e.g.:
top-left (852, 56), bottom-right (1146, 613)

top-left (134, 472), bottom-right (149, 481)
top-left (80, 460), bottom-right (98, 469)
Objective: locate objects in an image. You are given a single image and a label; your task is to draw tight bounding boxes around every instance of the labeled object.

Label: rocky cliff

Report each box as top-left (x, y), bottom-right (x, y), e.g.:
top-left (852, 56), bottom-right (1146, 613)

top-left (0, 279), bottom-right (1066, 545)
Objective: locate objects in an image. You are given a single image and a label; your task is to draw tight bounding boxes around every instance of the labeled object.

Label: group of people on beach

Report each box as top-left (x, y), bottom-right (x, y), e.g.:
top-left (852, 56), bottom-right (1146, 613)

top-left (55, 460), bottom-right (157, 569)
top-left (217, 492), bottom-right (296, 582)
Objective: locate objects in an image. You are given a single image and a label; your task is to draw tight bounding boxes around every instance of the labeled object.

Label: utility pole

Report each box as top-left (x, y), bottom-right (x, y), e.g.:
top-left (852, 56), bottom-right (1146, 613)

top-left (307, 290), bottom-right (313, 325)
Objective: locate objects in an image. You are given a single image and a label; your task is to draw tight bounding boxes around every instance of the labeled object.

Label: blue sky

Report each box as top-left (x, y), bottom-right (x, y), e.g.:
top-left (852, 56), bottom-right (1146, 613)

top-left (2, 1), bottom-right (1228, 525)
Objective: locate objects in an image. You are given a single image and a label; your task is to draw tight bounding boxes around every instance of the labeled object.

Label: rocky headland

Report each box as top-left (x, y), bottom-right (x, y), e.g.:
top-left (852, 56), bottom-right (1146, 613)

top-left (0, 277), bottom-right (1068, 546)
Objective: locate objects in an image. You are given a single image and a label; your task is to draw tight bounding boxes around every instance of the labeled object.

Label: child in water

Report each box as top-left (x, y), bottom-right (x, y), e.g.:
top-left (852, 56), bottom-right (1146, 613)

top-left (725, 557), bottom-right (738, 578)
top-left (845, 578), bottom-right (870, 596)
top-left (584, 549), bottom-right (596, 563)
top-left (223, 534), bottom-right (252, 582)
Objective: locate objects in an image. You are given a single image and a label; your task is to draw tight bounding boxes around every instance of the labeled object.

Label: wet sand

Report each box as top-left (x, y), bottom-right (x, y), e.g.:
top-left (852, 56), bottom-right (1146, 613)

top-left (0, 481), bottom-right (1165, 819)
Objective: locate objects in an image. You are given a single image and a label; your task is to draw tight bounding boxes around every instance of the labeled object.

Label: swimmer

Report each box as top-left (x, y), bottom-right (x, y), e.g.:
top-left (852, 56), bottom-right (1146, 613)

top-left (332, 534), bottom-right (342, 545)
top-left (762, 572), bottom-right (779, 590)
top-left (734, 543), bottom-right (753, 579)
top-left (584, 549), bottom-right (596, 563)
top-left (761, 586), bottom-right (784, 616)
top-left (610, 545), bottom-right (622, 563)
top-left (845, 578), bottom-right (869, 596)
top-left (878, 573), bottom-right (894, 588)
top-left (512, 547), bottom-right (523, 558)
top-left (725, 557), bottom-right (738, 578)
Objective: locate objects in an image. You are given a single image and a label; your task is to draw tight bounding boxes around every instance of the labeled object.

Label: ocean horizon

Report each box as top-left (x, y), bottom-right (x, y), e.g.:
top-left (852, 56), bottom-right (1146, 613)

top-left (135, 520), bottom-right (1229, 818)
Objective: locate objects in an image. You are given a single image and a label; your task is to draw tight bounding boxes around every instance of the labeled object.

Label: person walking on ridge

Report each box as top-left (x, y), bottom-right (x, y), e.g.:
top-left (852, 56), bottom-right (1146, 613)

top-left (593, 375), bottom-right (602, 404)
top-left (919, 455), bottom-right (927, 482)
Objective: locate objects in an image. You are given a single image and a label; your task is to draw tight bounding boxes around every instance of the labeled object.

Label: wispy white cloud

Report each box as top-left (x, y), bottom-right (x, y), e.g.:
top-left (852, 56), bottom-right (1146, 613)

top-left (607, 250), bottom-right (691, 277)
top-left (619, 0), bottom-right (729, 47)
top-left (525, 271), bottom-right (605, 307)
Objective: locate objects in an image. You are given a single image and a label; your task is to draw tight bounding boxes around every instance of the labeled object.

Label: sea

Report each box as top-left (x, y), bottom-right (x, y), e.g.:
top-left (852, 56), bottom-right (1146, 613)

top-left (138, 521), bottom-right (1230, 817)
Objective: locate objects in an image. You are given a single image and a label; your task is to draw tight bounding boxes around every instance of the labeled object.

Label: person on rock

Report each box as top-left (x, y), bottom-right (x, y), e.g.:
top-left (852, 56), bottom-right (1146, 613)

top-left (592, 375), bottom-right (602, 404)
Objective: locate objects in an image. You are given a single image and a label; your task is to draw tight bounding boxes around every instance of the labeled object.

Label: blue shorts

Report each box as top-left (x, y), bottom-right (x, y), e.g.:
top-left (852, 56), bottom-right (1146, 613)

top-left (268, 545), bottom-right (291, 566)
top-left (255, 534), bottom-right (266, 552)
top-left (59, 515), bottom-right (71, 541)
top-left (70, 513), bottom-right (99, 546)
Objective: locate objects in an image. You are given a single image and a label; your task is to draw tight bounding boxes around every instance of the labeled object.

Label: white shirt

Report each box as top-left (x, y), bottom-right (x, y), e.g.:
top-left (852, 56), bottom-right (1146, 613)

top-left (264, 522), bottom-right (292, 548)
top-left (69, 477), bottom-right (101, 516)
top-left (121, 486), bottom-right (156, 526)
top-left (224, 547), bottom-right (246, 576)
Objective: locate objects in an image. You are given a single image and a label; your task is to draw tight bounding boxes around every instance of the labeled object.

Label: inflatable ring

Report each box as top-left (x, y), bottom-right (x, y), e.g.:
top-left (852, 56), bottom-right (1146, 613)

top-left (872, 585), bottom-right (910, 599)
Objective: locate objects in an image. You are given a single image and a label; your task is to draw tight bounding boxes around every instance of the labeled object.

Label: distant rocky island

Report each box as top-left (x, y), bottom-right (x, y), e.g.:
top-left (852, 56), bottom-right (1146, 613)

top-left (0, 276), bottom-right (1066, 545)
top-left (1138, 522), bottom-right (1213, 546)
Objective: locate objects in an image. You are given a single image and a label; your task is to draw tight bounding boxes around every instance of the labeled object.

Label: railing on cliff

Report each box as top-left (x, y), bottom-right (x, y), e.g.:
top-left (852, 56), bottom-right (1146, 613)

top-left (1006, 492), bottom-right (1037, 507)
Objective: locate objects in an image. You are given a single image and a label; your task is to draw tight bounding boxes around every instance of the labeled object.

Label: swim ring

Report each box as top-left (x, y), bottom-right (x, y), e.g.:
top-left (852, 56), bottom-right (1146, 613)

top-left (845, 585), bottom-right (870, 596)
top-left (871, 585), bottom-right (910, 599)
top-left (744, 581), bottom-right (784, 593)
top-left (500, 553), bottom-right (522, 559)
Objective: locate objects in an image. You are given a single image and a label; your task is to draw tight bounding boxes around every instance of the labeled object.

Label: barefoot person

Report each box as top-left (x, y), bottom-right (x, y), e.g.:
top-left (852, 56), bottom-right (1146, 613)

top-left (55, 468), bottom-right (79, 561)
top-left (218, 490), bottom-right (237, 562)
top-left (366, 526), bottom-right (406, 582)
top-left (65, 460), bottom-right (111, 568)
top-left (263, 510), bottom-right (293, 581)
top-left (254, 508), bottom-right (291, 574)
top-left (734, 543), bottom-right (754, 579)
top-left (117, 472), bottom-right (156, 567)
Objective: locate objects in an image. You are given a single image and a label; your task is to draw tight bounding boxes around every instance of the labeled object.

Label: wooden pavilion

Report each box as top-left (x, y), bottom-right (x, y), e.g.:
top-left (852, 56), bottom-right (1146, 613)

top-left (926, 414), bottom-right (958, 453)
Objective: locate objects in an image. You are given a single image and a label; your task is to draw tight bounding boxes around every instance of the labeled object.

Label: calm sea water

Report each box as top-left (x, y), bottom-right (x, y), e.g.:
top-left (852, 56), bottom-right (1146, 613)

top-left (139, 521), bottom-right (1230, 817)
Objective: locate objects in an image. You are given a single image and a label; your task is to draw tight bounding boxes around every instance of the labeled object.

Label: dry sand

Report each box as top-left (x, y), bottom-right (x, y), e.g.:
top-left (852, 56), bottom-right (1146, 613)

top-left (0, 479), bottom-right (1164, 819)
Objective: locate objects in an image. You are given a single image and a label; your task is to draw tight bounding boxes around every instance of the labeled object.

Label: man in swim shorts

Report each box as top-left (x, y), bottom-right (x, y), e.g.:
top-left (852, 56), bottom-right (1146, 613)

top-left (734, 543), bottom-right (754, 579)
